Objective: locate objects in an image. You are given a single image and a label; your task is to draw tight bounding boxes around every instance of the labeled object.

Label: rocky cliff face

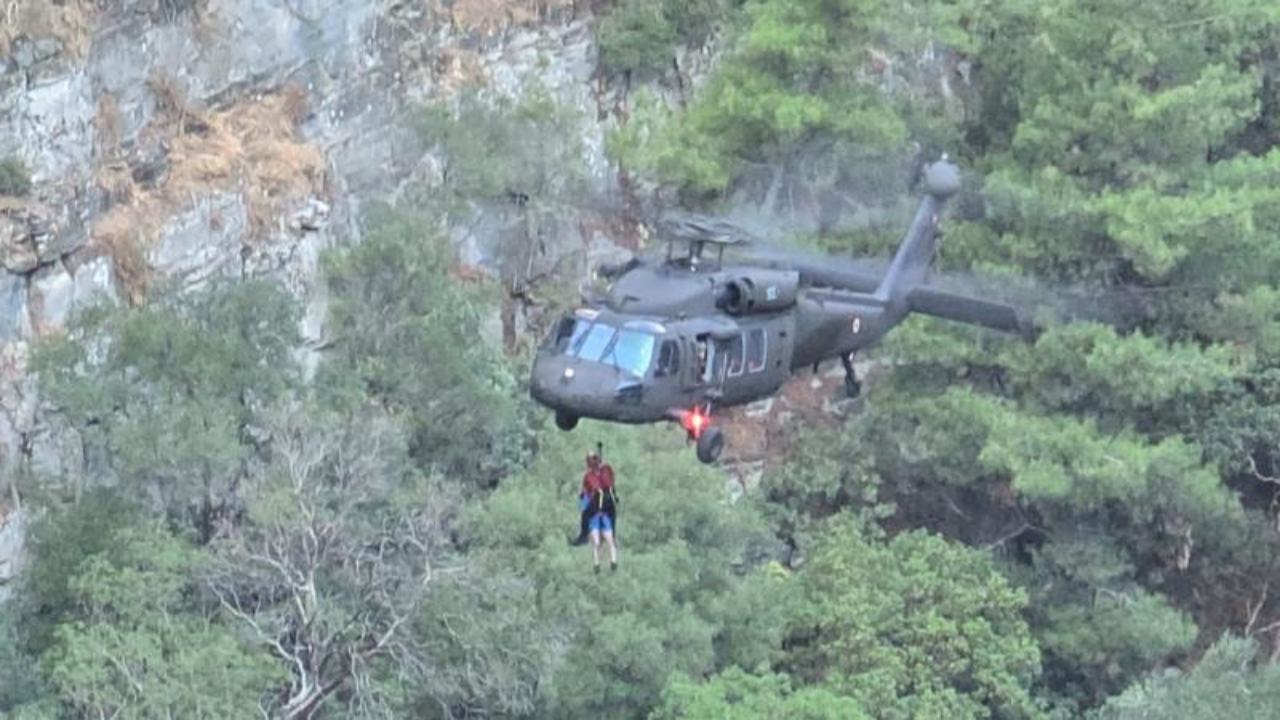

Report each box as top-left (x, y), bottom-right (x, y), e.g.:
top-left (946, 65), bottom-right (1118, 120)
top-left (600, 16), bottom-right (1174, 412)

top-left (0, 0), bottom-right (634, 484)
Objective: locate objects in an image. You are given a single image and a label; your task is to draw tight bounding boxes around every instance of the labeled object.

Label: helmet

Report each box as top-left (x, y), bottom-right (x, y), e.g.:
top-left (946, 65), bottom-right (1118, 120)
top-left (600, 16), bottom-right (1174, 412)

top-left (586, 452), bottom-right (600, 468)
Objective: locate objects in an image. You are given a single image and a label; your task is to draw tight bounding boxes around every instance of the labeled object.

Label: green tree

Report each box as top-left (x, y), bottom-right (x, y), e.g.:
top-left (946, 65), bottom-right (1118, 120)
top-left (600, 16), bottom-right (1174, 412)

top-left (620, 0), bottom-right (983, 199)
top-left (785, 521), bottom-right (1045, 719)
top-left (654, 666), bottom-right (871, 719)
top-left (1095, 634), bottom-right (1280, 720)
top-left (41, 521), bottom-right (282, 718)
top-left (32, 279), bottom-right (301, 532)
top-left (317, 202), bottom-right (530, 486)
top-left (0, 608), bottom-right (46, 712)
top-left (756, 417), bottom-right (894, 556)
top-left (1012, 534), bottom-right (1200, 709)
top-left (598, 0), bottom-right (678, 80)
top-left (14, 488), bottom-right (149, 656)
top-left (597, 0), bottom-right (728, 80)
top-left (951, 0), bottom-right (1280, 279)
top-left (634, 0), bottom-right (1280, 713)
top-left (203, 399), bottom-right (499, 718)
top-left (389, 567), bottom-right (568, 717)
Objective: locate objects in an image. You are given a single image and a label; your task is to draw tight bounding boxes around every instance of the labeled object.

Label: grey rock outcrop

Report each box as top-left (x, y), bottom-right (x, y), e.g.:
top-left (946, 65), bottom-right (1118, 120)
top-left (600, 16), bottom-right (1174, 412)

top-left (149, 190), bottom-right (247, 285)
top-left (29, 264), bottom-right (73, 332)
top-left (0, 274), bottom-right (30, 343)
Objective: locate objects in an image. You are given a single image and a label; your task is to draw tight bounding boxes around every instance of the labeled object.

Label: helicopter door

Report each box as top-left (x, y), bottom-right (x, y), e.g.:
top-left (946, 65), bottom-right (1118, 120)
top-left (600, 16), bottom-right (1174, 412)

top-left (723, 333), bottom-right (745, 379)
top-left (689, 334), bottom-right (722, 387)
top-left (655, 339), bottom-right (681, 379)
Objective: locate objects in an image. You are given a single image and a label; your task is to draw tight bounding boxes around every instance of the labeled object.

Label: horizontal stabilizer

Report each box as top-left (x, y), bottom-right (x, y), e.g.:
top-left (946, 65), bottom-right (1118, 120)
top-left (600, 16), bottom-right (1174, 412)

top-left (907, 287), bottom-right (1035, 339)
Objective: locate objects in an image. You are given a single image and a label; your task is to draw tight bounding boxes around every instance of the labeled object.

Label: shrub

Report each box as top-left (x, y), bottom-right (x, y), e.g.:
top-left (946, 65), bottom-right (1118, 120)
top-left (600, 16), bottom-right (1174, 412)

top-left (0, 157), bottom-right (32, 196)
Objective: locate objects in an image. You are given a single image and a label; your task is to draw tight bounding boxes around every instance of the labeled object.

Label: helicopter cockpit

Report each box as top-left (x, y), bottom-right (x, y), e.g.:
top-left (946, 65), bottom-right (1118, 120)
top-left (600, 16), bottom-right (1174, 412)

top-left (545, 312), bottom-right (663, 378)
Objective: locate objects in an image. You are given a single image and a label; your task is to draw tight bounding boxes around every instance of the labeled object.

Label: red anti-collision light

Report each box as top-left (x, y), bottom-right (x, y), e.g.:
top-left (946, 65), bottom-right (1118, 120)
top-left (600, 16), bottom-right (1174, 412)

top-left (682, 407), bottom-right (710, 437)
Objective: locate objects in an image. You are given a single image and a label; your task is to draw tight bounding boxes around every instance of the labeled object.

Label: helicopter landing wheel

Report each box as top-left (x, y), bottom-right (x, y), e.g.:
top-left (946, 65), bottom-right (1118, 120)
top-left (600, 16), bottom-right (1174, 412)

top-left (555, 410), bottom-right (579, 431)
top-left (695, 426), bottom-right (725, 464)
top-left (844, 375), bottom-right (861, 399)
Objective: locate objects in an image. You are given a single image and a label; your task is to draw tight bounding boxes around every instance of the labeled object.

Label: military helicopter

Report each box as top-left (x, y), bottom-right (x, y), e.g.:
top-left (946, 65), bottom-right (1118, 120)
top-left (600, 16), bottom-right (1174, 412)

top-left (528, 157), bottom-right (1035, 464)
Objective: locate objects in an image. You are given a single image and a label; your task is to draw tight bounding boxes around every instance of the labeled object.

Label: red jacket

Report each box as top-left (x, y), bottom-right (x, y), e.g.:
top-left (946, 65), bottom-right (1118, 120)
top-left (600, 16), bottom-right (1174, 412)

top-left (582, 464), bottom-right (615, 496)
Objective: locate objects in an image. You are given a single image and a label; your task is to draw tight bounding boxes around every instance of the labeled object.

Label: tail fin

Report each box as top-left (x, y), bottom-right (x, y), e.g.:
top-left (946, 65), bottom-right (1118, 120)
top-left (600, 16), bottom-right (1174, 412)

top-left (874, 158), bottom-right (961, 302)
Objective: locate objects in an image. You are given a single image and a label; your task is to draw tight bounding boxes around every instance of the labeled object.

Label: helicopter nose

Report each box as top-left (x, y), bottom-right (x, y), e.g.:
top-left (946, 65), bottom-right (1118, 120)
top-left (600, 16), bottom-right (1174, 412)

top-left (529, 355), bottom-right (582, 407)
top-left (530, 355), bottom-right (631, 418)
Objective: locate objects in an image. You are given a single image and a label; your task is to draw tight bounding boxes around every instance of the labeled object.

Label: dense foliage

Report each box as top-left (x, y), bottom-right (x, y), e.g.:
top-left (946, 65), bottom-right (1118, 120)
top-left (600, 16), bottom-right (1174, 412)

top-left (6, 0), bottom-right (1280, 717)
top-left (0, 157), bottom-right (32, 196)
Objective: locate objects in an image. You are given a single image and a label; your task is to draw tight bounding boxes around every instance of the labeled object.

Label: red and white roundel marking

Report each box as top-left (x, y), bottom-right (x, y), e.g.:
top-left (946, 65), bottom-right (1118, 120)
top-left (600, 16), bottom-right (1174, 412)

top-left (851, 316), bottom-right (862, 334)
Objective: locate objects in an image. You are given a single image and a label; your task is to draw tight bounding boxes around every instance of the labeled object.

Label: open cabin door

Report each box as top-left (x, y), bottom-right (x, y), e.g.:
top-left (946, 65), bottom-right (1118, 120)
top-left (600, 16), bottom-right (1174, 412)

top-left (685, 333), bottom-right (725, 390)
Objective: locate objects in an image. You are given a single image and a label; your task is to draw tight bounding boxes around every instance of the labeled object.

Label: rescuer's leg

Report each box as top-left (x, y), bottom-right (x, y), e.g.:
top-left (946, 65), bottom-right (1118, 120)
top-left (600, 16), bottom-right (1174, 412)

top-left (604, 493), bottom-right (617, 538)
top-left (603, 524), bottom-right (617, 572)
top-left (570, 495), bottom-right (590, 545)
top-left (589, 513), bottom-right (605, 573)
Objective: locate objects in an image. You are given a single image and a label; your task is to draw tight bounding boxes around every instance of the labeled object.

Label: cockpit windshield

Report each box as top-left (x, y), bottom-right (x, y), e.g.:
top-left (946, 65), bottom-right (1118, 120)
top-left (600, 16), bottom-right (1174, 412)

top-left (601, 329), bottom-right (656, 377)
top-left (548, 315), bottom-right (658, 377)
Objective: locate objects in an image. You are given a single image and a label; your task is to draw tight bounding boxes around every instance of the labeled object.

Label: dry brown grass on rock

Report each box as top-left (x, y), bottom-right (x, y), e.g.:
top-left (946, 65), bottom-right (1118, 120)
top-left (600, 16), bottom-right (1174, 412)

top-left (449, 0), bottom-right (579, 32)
top-left (90, 85), bottom-right (325, 302)
top-left (92, 198), bottom-right (157, 307)
top-left (450, 0), bottom-right (508, 33)
top-left (147, 72), bottom-right (208, 134)
top-left (95, 161), bottom-right (136, 206)
top-left (167, 127), bottom-right (239, 193)
top-left (217, 88), bottom-right (325, 235)
top-left (0, 0), bottom-right (94, 61)
top-left (94, 93), bottom-right (124, 160)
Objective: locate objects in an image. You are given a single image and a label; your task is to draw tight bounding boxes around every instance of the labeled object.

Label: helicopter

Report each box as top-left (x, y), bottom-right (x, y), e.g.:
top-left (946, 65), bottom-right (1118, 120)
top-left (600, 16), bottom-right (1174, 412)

top-left (528, 157), bottom-right (1036, 464)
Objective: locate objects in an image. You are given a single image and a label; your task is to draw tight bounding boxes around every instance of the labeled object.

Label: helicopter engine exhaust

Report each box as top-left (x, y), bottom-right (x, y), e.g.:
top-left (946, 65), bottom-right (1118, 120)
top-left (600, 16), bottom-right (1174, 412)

top-left (715, 270), bottom-right (800, 315)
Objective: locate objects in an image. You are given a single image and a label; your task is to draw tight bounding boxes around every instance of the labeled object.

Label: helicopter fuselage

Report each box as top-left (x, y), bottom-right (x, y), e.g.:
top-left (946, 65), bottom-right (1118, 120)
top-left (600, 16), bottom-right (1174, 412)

top-left (528, 260), bottom-right (895, 431)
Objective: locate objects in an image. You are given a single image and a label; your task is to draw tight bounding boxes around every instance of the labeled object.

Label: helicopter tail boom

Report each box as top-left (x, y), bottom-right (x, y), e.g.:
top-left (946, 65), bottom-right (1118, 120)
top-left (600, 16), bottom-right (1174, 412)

top-left (906, 286), bottom-right (1036, 339)
top-left (874, 158), bottom-right (961, 304)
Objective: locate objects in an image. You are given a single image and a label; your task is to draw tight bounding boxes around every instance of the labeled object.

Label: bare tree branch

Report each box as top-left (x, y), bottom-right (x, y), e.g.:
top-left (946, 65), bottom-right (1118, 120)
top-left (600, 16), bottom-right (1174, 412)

top-left (204, 399), bottom-right (462, 717)
top-left (1248, 455), bottom-right (1280, 485)
top-left (1246, 582), bottom-right (1269, 636)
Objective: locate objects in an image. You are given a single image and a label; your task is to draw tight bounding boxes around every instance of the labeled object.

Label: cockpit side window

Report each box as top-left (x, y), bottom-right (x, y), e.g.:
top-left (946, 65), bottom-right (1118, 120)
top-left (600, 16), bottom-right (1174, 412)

top-left (693, 334), bottom-right (718, 384)
top-left (549, 316), bottom-right (578, 350)
top-left (566, 319), bottom-right (590, 352)
top-left (656, 340), bottom-right (680, 377)
top-left (746, 328), bottom-right (766, 372)
top-left (547, 315), bottom-right (590, 354)
top-left (724, 334), bottom-right (745, 377)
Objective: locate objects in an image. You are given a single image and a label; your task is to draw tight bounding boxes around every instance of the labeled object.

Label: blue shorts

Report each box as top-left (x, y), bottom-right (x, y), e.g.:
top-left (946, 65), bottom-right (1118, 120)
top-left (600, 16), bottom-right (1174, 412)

top-left (589, 513), bottom-right (613, 533)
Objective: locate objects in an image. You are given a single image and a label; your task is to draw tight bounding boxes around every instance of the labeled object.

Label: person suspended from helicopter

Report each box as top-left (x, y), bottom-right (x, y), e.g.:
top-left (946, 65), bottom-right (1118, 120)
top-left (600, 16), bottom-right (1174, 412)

top-left (571, 446), bottom-right (618, 572)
